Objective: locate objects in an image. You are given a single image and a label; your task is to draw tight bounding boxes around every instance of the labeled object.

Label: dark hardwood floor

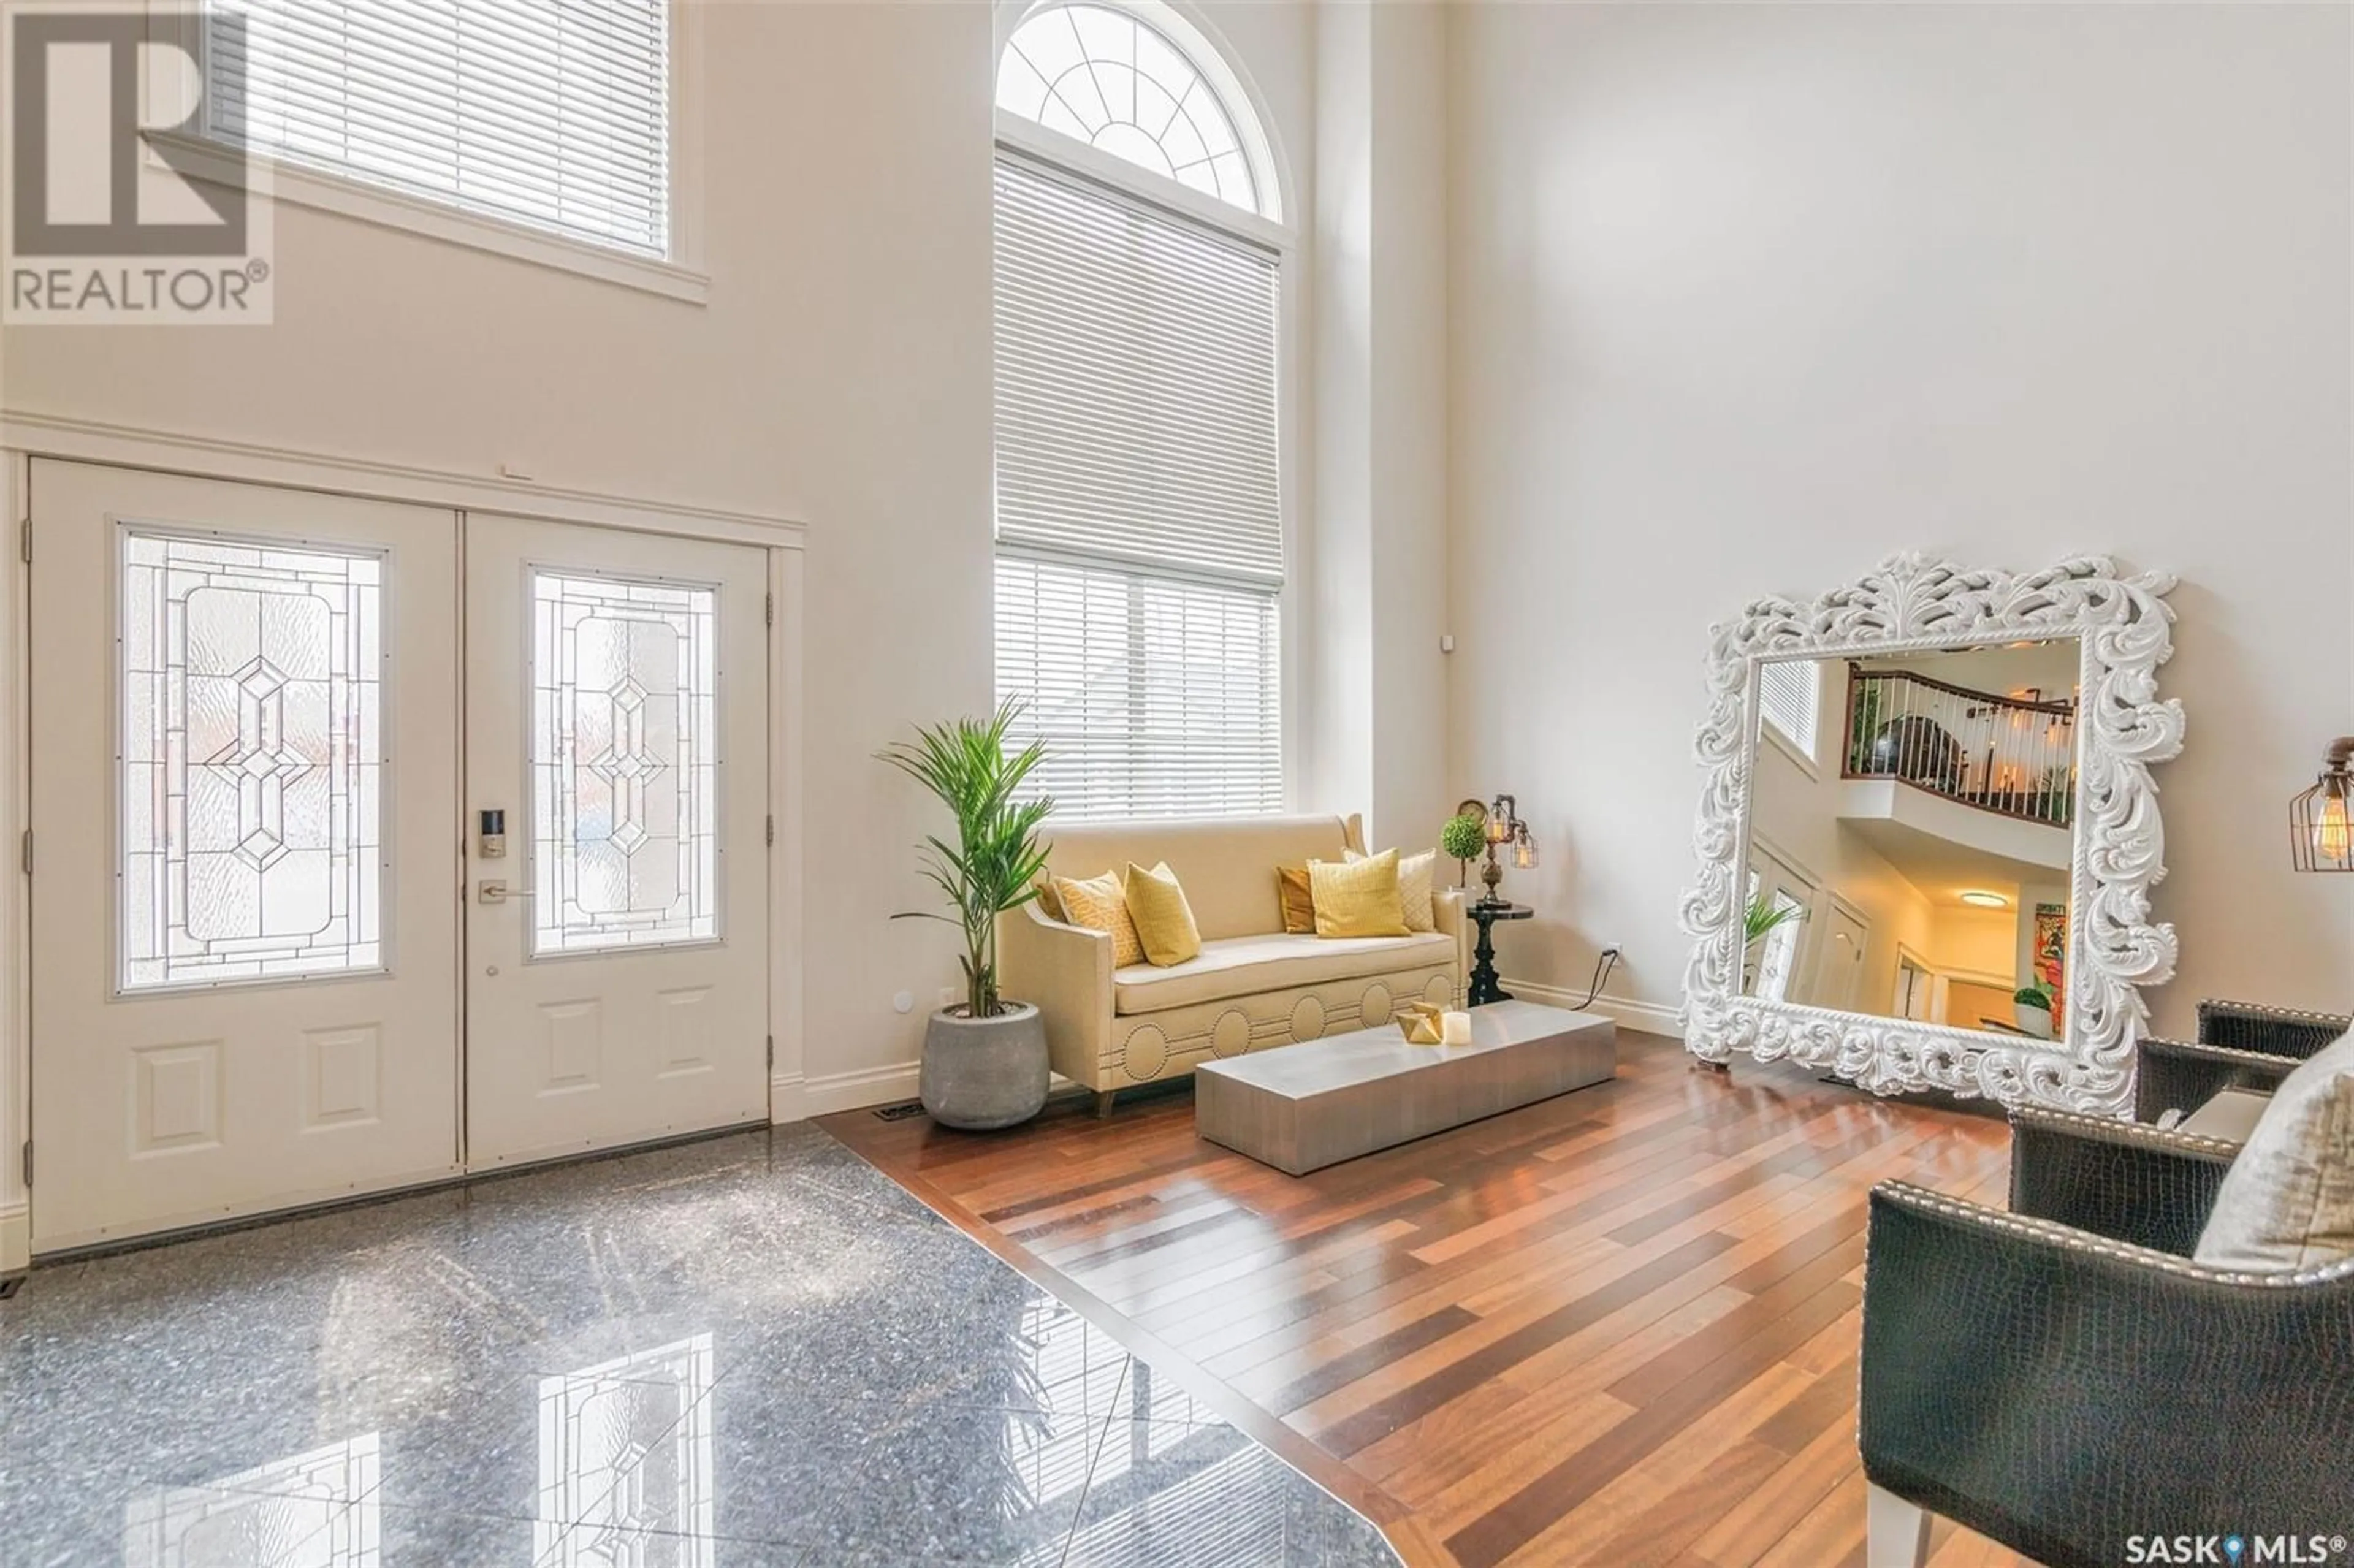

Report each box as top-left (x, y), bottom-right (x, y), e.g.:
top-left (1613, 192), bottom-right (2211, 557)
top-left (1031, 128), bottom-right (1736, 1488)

top-left (820, 1029), bottom-right (2038, 1568)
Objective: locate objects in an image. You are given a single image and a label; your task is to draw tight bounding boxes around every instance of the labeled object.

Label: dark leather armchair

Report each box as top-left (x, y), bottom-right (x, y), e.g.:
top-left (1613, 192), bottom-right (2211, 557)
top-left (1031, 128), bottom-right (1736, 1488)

top-left (2132, 997), bottom-right (2347, 1124)
top-left (2195, 996), bottom-right (2351, 1057)
top-left (1859, 1107), bottom-right (2354, 1568)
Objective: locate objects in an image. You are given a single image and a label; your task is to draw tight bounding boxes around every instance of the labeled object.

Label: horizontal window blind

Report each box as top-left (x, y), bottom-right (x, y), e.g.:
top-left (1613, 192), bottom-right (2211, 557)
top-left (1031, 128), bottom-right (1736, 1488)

top-left (205, 0), bottom-right (671, 258)
top-left (997, 553), bottom-right (1281, 821)
top-left (994, 155), bottom-right (1281, 587)
top-left (1759, 658), bottom-right (1820, 758)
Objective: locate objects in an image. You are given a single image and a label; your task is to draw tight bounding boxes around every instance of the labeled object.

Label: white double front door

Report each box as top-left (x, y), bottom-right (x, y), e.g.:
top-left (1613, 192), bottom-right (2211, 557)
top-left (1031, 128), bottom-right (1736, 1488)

top-left (27, 462), bottom-right (772, 1252)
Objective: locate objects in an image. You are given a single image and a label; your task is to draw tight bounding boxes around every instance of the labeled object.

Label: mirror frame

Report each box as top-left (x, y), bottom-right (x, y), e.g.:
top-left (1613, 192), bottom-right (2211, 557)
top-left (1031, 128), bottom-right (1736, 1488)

top-left (1680, 553), bottom-right (2184, 1114)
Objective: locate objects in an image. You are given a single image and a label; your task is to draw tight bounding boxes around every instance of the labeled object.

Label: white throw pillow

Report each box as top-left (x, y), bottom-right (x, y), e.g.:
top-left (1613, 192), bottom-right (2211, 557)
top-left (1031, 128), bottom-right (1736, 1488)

top-left (1346, 847), bottom-right (1436, 932)
top-left (2194, 1027), bottom-right (2354, 1272)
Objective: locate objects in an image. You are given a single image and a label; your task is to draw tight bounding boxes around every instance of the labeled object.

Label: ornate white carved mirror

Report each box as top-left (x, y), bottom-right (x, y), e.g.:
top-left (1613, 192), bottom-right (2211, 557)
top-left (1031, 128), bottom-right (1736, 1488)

top-left (1681, 555), bottom-right (2184, 1115)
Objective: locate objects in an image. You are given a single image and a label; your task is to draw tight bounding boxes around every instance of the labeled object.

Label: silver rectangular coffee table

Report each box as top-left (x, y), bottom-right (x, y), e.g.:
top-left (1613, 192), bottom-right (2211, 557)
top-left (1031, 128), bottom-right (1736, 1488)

top-left (1193, 999), bottom-right (1616, 1175)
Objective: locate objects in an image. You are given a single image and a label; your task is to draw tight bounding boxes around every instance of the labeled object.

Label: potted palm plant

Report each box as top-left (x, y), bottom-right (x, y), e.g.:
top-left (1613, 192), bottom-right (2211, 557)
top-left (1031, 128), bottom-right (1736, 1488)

top-left (877, 700), bottom-right (1055, 1130)
top-left (1742, 891), bottom-right (1805, 995)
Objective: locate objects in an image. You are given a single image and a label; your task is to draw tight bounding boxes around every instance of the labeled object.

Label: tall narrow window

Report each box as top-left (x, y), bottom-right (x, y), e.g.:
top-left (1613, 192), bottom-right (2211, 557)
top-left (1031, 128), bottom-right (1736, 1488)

top-left (993, 3), bottom-right (1287, 821)
top-left (1758, 658), bottom-right (1820, 761)
top-left (205, 0), bottom-right (672, 257)
top-left (121, 530), bottom-right (385, 991)
top-left (529, 571), bottom-right (718, 955)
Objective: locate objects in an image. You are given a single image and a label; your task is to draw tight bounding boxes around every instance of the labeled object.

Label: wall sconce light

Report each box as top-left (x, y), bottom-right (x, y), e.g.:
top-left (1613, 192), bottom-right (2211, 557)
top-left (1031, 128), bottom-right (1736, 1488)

top-left (2291, 737), bottom-right (2354, 873)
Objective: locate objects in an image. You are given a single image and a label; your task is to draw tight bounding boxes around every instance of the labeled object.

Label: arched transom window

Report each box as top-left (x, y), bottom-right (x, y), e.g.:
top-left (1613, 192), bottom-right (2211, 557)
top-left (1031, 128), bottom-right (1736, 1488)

top-left (997, 2), bottom-right (1265, 218)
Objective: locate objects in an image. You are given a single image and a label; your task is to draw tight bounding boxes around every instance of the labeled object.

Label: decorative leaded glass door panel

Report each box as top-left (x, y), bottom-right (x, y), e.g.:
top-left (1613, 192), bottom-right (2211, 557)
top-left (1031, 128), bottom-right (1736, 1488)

top-left (462, 516), bottom-right (769, 1168)
top-left (28, 460), bottom-right (462, 1252)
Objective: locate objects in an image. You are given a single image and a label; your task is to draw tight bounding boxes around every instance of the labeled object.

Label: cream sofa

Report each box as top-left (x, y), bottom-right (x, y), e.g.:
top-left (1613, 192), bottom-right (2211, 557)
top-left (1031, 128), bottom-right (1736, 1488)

top-left (1000, 814), bottom-right (1467, 1111)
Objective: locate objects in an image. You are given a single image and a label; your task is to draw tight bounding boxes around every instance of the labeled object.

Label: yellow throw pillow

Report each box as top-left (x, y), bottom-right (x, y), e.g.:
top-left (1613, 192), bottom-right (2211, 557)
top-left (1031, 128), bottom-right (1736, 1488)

top-left (1032, 873), bottom-right (1067, 924)
top-left (1122, 861), bottom-right (1202, 967)
top-left (1274, 864), bottom-right (1317, 935)
top-left (1054, 869), bottom-right (1144, 967)
top-left (1309, 849), bottom-right (1409, 938)
top-left (1347, 847), bottom-right (1436, 932)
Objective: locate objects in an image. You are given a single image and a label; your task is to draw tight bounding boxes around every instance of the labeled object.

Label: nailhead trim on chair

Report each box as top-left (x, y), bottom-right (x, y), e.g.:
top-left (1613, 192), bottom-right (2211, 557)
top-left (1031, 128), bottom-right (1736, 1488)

top-left (2200, 998), bottom-right (2354, 1027)
top-left (1874, 1180), bottom-right (2354, 1287)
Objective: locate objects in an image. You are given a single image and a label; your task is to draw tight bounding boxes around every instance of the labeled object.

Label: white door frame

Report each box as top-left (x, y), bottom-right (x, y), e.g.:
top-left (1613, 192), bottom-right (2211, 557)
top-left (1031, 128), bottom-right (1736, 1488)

top-left (0, 422), bottom-right (809, 1269)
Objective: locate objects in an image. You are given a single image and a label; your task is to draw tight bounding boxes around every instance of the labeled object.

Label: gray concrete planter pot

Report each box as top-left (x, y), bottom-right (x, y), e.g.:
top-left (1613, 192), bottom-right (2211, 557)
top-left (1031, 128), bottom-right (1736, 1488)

top-left (920, 1002), bottom-right (1048, 1130)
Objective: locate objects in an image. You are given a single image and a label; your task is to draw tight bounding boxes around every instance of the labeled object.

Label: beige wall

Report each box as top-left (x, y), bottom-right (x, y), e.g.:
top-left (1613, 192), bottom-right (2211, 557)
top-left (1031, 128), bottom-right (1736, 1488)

top-left (1933, 905), bottom-right (2018, 988)
top-left (1448, 1), bottom-right (2354, 1035)
top-left (1947, 980), bottom-right (2014, 1033)
top-left (1304, 1), bottom-right (1452, 853)
top-left (0, 0), bottom-right (1322, 1138)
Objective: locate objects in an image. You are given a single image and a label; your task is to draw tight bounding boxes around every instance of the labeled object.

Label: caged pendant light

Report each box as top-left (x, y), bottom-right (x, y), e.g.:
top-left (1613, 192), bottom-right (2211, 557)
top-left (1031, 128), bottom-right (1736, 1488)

top-left (2290, 737), bottom-right (2354, 873)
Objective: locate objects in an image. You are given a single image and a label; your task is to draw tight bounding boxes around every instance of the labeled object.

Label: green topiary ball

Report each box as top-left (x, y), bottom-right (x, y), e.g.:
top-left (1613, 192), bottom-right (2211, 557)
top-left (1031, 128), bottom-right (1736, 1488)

top-left (1441, 812), bottom-right (1487, 862)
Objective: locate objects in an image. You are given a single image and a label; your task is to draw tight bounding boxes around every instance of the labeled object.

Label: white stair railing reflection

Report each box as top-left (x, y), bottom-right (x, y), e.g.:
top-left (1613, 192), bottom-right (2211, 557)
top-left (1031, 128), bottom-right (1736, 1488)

top-left (1843, 665), bottom-right (2077, 828)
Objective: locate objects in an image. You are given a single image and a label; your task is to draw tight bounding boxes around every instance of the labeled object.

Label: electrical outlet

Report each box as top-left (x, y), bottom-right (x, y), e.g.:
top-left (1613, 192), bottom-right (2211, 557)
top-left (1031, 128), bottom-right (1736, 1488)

top-left (1601, 943), bottom-right (1623, 959)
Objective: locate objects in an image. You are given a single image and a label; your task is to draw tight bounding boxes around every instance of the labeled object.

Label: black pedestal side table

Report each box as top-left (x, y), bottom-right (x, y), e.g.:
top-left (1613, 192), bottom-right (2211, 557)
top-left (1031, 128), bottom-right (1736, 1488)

top-left (1466, 900), bottom-right (1533, 1007)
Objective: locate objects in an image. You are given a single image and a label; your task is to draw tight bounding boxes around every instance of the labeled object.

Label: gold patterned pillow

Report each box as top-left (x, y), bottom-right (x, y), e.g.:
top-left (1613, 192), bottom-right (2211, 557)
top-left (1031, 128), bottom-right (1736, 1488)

top-left (1346, 847), bottom-right (1436, 932)
top-left (1308, 850), bottom-right (1409, 938)
top-left (1052, 869), bottom-right (1144, 968)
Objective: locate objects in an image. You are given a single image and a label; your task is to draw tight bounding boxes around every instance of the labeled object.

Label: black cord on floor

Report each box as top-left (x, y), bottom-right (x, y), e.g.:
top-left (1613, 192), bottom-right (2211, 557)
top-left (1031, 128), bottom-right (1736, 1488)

top-left (1575, 948), bottom-right (1620, 1009)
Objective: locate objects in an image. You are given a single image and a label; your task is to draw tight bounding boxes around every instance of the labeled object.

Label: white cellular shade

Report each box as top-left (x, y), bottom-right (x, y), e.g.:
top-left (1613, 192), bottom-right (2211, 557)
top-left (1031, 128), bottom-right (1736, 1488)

top-left (205, 0), bottom-right (671, 258)
top-left (994, 156), bottom-right (1281, 587)
top-left (997, 554), bottom-right (1281, 822)
top-left (1759, 658), bottom-right (1821, 759)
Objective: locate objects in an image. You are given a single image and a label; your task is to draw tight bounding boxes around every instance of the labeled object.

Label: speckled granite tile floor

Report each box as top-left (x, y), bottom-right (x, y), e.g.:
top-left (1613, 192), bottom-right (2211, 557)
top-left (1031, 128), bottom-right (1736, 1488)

top-left (0, 1125), bottom-right (1400, 1568)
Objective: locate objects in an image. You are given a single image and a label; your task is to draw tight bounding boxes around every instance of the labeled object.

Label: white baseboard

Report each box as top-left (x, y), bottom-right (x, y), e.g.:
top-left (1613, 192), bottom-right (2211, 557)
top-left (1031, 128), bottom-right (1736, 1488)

top-left (1503, 979), bottom-right (1685, 1041)
top-left (0, 1201), bottom-right (27, 1274)
top-left (771, 1061), bottom-right (923, 1123)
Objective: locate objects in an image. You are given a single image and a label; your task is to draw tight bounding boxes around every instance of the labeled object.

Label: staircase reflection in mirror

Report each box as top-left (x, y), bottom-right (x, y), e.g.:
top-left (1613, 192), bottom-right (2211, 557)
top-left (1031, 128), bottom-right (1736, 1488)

top-left (1743, 638), bottom-right (2081, 1038)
